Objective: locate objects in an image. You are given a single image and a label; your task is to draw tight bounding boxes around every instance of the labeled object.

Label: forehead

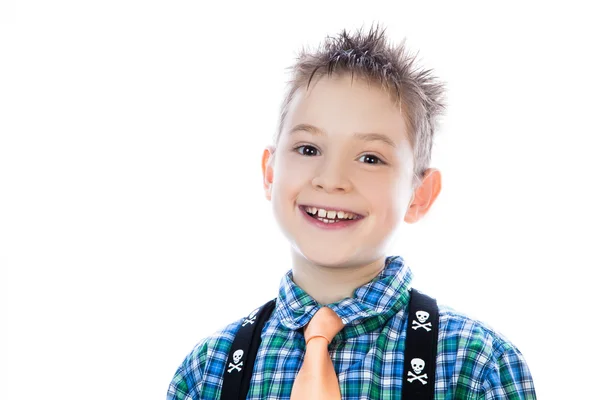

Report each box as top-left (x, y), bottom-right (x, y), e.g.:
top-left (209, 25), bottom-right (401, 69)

top-left (284, 74), bottom-right (409, 143)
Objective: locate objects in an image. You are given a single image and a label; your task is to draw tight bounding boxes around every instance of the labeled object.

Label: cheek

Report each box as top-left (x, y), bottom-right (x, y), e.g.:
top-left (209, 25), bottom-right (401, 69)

top-left (277, 156), bottom-right (312, 193)
top-left (271, 160), bottom-right (305, 214)
top-left (362, 175), bottom-right (404, 216)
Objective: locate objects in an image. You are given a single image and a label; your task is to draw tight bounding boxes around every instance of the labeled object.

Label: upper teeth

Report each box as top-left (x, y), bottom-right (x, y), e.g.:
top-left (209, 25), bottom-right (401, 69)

top-left (304, 206), bottom-right (358, 220)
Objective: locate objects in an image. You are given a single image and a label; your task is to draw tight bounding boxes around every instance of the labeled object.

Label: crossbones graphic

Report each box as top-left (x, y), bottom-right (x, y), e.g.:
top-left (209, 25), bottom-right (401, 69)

top-left (227, 361), bottom-right (243, 373)
top-left (407, 371), bottom-right (428, 385)
top-left (412, 319), bottom-right (432, 331)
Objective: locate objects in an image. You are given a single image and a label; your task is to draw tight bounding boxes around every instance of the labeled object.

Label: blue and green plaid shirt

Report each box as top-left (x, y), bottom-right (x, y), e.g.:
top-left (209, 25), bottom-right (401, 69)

top-left (167, 255), bottom-right (536, 399)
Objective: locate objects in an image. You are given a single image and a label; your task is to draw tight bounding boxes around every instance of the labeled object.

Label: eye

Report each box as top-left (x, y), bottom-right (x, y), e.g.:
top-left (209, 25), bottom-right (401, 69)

top-left (358, 154), bottom-right (385, 165)
top-left (294, 145), bottom-right (320, 156)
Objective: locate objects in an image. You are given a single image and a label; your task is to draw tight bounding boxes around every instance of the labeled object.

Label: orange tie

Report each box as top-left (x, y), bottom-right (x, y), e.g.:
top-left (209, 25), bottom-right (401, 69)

top-left (290, 307), bottom-right (345, 400)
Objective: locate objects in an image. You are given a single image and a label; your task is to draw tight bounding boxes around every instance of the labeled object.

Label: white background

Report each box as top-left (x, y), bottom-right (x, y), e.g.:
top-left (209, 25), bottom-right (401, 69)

top-left (1, 1), bottom-right (599, 399)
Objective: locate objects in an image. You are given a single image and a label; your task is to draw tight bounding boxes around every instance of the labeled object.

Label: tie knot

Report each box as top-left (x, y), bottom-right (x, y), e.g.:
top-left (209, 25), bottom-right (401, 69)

top-left (303, 307), bottom-right (344, 344)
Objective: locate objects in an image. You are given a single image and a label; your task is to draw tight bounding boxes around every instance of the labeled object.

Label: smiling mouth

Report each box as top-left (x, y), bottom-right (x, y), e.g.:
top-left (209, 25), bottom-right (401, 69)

top-left (300, 205), bottom-right (364, 223)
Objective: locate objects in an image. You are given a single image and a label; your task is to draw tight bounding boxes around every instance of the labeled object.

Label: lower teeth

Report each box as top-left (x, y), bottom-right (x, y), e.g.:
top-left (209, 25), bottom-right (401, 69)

top-left (317, 217), bottom-right (342, 223)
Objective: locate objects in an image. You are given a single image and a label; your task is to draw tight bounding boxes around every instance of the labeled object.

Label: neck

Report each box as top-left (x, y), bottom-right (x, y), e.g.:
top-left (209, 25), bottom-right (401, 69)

top-left (290, 252), bottom-right (387, 305)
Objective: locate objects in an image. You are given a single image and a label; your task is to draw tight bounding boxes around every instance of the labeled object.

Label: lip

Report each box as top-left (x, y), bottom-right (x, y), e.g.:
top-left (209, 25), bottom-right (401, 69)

top-left (298, 205), bottom-right (364, 230)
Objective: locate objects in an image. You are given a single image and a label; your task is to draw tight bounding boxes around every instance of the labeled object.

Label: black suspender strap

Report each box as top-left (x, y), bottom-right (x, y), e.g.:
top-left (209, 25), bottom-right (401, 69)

top-left (402, 288), bottom-right (439, 399)
top-left (220, 298), bottom-right (276, 400)
top-left (221, 289), bottom-right (439, 400)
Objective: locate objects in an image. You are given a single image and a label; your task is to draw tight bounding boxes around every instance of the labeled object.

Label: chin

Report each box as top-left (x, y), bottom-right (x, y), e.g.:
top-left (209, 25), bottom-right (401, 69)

top-left (294, 242), bottom-right (360, 268)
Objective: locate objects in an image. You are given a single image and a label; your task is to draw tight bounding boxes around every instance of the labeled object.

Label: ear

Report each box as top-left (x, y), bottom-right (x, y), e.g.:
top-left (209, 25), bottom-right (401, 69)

top-left (261, 146), bottom-right (275, 201)
top-left (404, 168), bottom-right (442, 224)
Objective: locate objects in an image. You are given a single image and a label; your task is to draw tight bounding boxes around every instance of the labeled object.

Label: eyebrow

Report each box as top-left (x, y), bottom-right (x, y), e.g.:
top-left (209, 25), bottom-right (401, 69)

top-left (289, 123), bottom-right (397, 148)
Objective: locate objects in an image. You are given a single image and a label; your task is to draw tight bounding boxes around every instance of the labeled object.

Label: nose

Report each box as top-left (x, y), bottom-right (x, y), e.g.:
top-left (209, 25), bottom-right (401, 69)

top-left (311, 157), bottom-right (352, 193)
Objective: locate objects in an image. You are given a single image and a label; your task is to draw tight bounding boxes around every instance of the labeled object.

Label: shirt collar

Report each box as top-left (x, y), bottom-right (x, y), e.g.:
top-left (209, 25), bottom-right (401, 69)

top-left (273, 255), bottom-right (413, 340)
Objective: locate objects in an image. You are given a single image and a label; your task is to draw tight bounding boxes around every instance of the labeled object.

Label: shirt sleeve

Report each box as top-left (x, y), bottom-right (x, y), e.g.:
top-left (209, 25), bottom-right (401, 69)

top-left (166, 339), bottom-right (208, 400)
top-left (166, 363), bottom-right (195, 400)
top-left (480, 345), bottom-right (537, 400)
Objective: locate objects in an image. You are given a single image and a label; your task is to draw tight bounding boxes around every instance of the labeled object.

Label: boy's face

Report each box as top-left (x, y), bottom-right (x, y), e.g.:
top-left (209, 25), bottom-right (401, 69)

top-left (262, 74), bottom-right (439, 268)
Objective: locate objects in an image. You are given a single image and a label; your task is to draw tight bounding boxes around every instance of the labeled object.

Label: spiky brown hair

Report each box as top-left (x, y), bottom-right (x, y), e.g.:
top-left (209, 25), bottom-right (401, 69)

top-left (273, 22), bottom-right (447, 188)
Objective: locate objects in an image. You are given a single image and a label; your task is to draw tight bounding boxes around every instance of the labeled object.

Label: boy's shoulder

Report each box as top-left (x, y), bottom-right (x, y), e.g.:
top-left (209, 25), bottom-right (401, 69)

top-left (437, 303), bottom-right (521, 354)
top-left (435, 303), bottom-right (532, 388)
top-left (184, 317), bottom-right (244, 367)
top-left (167, 317), bottom-right (245, 399)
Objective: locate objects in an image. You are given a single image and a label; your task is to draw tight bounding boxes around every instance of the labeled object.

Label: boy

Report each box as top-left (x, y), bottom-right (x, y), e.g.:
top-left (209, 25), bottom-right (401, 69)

top-left (167, 24), bottom-right (536, 399)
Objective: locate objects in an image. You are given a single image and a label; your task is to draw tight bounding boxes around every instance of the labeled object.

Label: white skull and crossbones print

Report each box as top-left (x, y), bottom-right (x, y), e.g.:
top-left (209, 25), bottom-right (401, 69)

top-left (227, 349), bottom-right (244, 373)
top-left (412, 310), bottom-right (432, 332)
top-left (242, 308), bottom-right (260, 327)
top-left (407, 357), bottom-right (428, 384)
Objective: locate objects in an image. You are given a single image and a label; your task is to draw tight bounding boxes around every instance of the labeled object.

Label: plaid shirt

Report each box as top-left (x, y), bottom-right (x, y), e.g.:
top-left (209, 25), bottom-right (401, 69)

top-left (167, 255), bottom-right (536, 399)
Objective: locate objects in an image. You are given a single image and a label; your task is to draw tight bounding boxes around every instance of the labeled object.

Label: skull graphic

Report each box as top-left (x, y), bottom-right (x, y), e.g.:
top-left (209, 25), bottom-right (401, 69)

top-left (415, 310), bottom-right (430, 323)
top-left (411, 358), bottom-right (425, 375)
top-left (233, 349), bottom-right (244, 364)
top-left (248, 308), bottom-right (259, 320)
